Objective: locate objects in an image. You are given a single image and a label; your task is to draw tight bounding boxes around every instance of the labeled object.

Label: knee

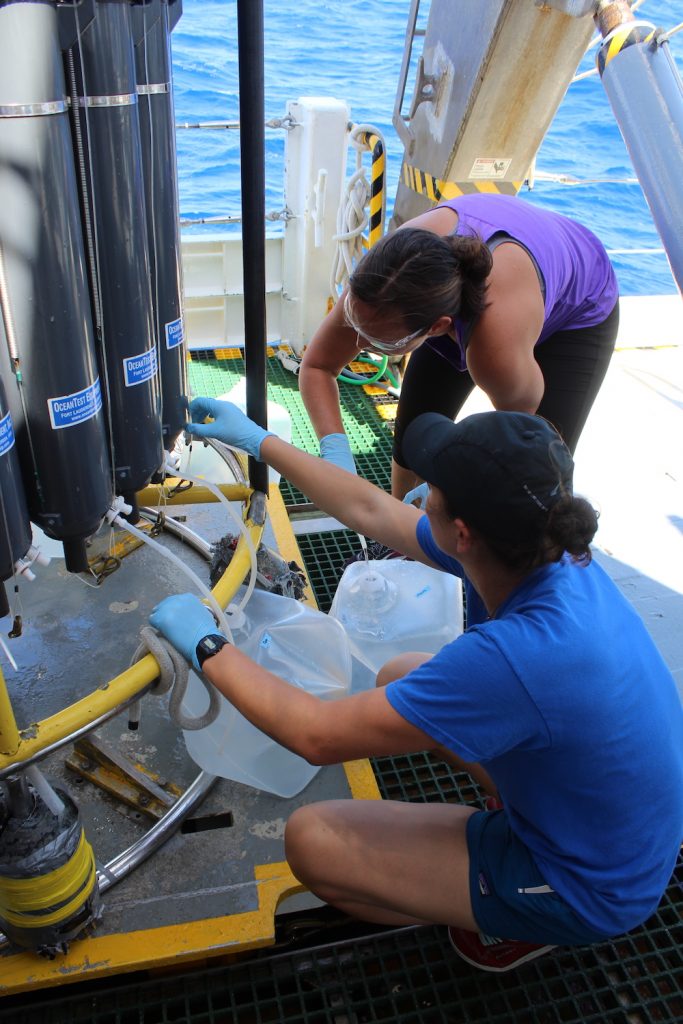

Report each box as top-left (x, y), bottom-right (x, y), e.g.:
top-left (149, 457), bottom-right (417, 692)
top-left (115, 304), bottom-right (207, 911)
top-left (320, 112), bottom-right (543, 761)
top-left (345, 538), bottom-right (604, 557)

top-left (285, 803), bottom-right (334, 883)
top-left (376, 651), bottom-right (432, 687)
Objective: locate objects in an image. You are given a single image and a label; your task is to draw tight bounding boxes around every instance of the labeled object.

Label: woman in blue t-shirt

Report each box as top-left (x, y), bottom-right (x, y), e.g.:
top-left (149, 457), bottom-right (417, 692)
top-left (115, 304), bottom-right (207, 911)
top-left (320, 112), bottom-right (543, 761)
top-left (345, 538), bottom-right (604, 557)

top-left (150, 399), bottom-right (683, 974)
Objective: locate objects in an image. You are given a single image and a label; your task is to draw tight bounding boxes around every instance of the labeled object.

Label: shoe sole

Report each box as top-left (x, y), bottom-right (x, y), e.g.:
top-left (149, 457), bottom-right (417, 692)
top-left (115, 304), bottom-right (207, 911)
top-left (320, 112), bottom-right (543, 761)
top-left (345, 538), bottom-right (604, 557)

top-left (449, 939), bottom-right (557, 973)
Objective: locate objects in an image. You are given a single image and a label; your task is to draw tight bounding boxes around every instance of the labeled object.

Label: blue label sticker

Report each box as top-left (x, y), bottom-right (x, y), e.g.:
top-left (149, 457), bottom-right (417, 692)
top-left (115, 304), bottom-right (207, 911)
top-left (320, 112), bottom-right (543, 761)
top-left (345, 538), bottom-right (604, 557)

top-left (123, 347), bottom-right (158, 387)
top-left (0, 411), bottom-right (15, 456)
top-left (47, 378), bottom-right (102, 430)
top-left (165, 317), bottom-right (184, 350)
top-left (259, 633), bottom-right (272, 649)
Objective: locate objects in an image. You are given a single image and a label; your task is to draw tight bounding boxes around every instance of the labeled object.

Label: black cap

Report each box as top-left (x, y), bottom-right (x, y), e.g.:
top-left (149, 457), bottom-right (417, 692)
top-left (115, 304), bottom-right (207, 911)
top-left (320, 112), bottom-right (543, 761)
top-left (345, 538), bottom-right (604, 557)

top-left (403, 411), bottom-right (574, 542)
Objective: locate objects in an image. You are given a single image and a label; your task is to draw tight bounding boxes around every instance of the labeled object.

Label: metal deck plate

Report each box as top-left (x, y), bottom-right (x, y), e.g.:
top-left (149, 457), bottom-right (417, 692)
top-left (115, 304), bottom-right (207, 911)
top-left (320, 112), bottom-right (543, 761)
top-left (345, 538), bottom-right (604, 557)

top-left (0, 488), bottom-right (379, 993)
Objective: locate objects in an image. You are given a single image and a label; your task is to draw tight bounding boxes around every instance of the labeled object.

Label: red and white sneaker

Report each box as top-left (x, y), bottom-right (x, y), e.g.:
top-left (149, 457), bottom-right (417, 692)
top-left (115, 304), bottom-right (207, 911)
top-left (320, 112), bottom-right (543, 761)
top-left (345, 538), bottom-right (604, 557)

top-left (485, 796), bottom-right (504, 811)
top-left (448, 926), bottom-right (556, 972)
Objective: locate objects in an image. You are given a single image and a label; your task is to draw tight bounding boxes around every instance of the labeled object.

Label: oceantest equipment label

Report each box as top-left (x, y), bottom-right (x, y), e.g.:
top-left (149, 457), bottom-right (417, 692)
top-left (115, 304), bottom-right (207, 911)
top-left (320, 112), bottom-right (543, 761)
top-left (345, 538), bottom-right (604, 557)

top-left (48, 378), bottom-right (102, 430)
top-left (165, 317), bottom-right (184, 350)
top-left (0, 411), bottom-right (15, 455)
top-left (123, 346), bottom-right (158, 387)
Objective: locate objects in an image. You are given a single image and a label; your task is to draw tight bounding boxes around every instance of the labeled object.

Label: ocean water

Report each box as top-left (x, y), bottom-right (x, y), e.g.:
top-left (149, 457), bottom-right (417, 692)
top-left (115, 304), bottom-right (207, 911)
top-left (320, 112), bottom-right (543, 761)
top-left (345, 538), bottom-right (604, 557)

top-left (171, 0), bottom-right (683, 296)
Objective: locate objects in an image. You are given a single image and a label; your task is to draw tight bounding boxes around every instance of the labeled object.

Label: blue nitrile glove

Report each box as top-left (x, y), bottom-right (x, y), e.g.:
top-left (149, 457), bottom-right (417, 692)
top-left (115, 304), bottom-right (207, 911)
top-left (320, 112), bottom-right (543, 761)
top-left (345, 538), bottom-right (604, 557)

top-left (187, 397), bottom-right (274, 460)
top-left (403, 482), bottom-right (429, 509)
top-left (150, 593), bottom-right (223, 672)
top-left (319, 433), bottom-right (357, 475)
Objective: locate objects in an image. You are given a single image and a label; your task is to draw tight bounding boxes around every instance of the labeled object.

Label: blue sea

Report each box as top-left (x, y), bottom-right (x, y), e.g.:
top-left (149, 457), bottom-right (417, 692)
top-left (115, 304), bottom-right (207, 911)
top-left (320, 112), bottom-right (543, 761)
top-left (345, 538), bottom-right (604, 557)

top-left (171, 0), bottom-right (683, 296)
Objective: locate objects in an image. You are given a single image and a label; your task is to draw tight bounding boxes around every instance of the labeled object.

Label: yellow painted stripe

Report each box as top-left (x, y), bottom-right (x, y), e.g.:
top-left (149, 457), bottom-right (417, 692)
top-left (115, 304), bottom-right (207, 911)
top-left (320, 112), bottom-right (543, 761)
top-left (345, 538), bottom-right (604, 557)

top-left (438, 181), bottom-right (465, 199)
top-left (343, 758), bottom-right (381, 800)
top-left (267, 483), bottom-right (316, 609)
top-left (205, 347), bottom-right (243, 360)
top-left (402, 163), bottom-right (523, 202)
top-left (0, 861), bottom-right (304, 995)
top-left (375, 403), bottom-right (398, 420)
top-left (425, 174), bottom-right (437, 202)
top-left (266, 488), bottom-right (381, 803)
top-left (369, 193), bottom-right (383, 218)
top-left (599, 24), bottom-right (655, 71)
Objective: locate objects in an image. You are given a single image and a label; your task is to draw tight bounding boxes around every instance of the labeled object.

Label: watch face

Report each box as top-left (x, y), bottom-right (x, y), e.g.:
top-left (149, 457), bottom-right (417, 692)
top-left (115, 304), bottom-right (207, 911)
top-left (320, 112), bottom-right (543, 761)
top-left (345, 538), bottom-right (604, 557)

top-left (197, 634), bottom-right (228, 669)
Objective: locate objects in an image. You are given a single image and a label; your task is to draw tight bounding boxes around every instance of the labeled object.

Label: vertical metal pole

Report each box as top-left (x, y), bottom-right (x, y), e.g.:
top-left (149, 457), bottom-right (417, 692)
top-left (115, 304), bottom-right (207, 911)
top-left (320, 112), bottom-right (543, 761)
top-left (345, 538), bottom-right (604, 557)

top-left (236, 0), bottom-right (268, 493)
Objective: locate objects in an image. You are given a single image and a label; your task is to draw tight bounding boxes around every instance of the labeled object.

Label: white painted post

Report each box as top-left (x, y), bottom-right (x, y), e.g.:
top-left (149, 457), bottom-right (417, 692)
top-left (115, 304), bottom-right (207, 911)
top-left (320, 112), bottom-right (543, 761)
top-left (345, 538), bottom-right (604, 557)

top-left (281, 97), bottom-right (350, 355)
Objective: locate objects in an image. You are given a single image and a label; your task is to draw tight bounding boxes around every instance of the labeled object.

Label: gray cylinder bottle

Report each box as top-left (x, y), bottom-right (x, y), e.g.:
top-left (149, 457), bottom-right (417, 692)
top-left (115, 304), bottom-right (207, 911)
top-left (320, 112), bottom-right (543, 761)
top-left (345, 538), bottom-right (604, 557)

top-left (71, 0), bottom-right (164, 508)
top-left (0, 0), bottom-right (113, 572)
top-left (133, 0), bottom-right (187, 452)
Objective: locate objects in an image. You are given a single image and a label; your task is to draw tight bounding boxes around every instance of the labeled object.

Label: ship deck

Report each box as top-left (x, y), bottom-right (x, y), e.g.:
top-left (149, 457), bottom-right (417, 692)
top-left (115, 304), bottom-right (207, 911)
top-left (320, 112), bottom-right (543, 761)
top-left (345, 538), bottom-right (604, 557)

top-left (1, 332), bottom-right (682, 1021)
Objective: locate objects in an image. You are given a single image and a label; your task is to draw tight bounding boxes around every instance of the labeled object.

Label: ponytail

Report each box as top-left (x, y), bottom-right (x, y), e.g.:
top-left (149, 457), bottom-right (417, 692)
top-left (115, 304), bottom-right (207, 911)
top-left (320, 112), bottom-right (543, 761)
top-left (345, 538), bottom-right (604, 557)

top-left (469, 495), bottom-right (599, 573)
top-left (542, 496), bottom-right (598, 567)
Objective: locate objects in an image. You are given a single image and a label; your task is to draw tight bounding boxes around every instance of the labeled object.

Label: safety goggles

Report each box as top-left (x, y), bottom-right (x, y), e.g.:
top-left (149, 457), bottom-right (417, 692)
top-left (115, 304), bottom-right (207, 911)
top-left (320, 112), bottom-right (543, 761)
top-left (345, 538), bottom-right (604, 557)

top-left (343, 293), bottom-right (430, 354)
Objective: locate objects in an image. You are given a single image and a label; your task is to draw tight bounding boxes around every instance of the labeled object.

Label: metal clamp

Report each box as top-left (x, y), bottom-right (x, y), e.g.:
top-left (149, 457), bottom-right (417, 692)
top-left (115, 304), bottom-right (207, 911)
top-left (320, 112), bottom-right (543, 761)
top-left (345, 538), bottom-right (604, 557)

top-left (265, 114), bottom-right (300, 131)
top-left (265, 206), bottom-right (295, 223)
top-left (0, 100), bottom-right (68, 118)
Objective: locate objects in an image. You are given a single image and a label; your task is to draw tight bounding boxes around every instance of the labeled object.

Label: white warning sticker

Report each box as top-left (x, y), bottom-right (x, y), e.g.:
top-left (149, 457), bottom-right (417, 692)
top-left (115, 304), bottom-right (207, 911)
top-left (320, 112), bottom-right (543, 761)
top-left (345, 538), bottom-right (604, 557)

top-left (469, 157), bottom-right (511, 180)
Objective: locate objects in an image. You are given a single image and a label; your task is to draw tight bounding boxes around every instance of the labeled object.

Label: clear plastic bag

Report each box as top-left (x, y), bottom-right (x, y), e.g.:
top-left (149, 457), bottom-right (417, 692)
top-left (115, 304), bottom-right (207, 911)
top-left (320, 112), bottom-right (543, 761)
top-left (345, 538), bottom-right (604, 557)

top-left (329, 559), bottom-right (463, 692)
top-left (181, 589), bottom-right (351, 796)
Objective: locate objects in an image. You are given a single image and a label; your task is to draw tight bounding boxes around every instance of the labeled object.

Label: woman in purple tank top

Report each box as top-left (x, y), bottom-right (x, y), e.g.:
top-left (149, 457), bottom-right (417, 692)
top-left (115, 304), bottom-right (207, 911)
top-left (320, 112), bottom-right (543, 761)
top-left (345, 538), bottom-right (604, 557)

top-left (299, 194), bottom-right (619, 499)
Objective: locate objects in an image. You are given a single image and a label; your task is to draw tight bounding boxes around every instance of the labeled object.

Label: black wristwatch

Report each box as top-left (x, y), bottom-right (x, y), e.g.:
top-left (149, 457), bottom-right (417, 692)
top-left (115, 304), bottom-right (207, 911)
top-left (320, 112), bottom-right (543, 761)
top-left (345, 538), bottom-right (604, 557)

top-left (195, 633), bottom-right (230, 670)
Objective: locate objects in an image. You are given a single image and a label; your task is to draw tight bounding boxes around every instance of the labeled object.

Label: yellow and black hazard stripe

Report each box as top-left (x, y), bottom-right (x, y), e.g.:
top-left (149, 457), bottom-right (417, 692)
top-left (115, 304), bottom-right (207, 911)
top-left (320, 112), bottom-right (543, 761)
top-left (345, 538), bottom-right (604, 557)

top-left (358, 130), bottom-right (385, 246)
top-left (401, 163), bottom-right (522, 203)
top-left (597, 22), bottom-right (656, 76)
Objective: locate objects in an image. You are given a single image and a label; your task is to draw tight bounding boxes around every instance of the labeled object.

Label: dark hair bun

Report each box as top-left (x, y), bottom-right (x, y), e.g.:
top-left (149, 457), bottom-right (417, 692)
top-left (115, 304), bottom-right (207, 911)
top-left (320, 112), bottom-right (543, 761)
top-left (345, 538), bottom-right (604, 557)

top-left (545, 496), bottom-right (599, 565)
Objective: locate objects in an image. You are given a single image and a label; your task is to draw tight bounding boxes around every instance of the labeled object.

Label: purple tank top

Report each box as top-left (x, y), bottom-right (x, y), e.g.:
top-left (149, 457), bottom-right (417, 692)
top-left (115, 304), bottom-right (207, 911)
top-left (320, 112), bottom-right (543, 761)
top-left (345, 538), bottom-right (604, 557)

top-left (426, 194), bottom-right (618, 371)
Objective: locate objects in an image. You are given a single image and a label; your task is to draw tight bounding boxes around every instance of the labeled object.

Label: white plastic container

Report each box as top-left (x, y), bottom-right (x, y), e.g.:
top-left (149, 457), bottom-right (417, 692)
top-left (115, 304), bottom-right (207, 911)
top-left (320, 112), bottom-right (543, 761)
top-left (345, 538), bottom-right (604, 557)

top-left (179, 378), bottom-right (291, 485)
top-left (222, 379), bottom-right (291, 485)
top-left (329, 559), bottom-right (463, 692)
top-left (180, 588), bottom-right (352, 796)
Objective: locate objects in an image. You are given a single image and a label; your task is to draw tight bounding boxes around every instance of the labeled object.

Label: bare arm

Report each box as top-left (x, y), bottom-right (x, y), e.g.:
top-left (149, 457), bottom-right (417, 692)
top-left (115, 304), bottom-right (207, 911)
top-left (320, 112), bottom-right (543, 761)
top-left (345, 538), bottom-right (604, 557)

top-left (260, 433), bottom-right (437, 564)
top-left (298, 289), bottom-right (360, 440)
top-left (467, 243), bottom-right (546, 413)
top-left (203, 644), bottom-right (434, 765)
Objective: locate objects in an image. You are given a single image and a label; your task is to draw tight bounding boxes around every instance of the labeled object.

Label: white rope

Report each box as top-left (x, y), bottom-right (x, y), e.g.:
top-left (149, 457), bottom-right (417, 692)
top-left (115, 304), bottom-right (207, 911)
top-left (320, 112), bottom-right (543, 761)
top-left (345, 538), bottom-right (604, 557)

top-left (130, 626), bottom-right (221, 731)
top-left (329, 122), bottom-right (387, 301)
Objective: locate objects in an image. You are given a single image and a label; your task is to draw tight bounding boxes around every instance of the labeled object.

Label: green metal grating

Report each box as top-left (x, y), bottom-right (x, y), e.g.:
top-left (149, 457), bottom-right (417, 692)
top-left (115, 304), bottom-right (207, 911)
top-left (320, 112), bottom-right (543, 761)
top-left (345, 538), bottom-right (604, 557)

top-left (188, 350), bottom-right (394, 503)
top-left (2, 855), bottom-right (681, 1023)
top-left (295, 528), bottom-right (361, 611)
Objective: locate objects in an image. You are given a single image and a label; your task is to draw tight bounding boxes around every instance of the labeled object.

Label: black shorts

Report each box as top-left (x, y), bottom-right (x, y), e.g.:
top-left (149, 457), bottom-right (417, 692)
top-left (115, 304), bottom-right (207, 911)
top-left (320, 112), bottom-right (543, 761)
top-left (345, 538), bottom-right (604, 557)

top-left (392, 300), bottom-right (620, 466)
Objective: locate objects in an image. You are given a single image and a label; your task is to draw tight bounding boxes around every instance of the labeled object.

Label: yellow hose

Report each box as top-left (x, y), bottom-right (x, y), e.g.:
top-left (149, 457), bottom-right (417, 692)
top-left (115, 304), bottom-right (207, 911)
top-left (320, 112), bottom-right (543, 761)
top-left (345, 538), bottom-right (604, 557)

top-left (0, 496), bottom-right (264, 772)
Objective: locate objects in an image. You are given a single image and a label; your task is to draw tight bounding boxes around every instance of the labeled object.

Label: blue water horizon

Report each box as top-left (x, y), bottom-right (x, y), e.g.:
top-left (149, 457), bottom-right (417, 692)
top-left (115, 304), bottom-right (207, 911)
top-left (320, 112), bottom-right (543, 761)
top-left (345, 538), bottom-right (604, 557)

top-left (172, 0), bottom-right (683, 297)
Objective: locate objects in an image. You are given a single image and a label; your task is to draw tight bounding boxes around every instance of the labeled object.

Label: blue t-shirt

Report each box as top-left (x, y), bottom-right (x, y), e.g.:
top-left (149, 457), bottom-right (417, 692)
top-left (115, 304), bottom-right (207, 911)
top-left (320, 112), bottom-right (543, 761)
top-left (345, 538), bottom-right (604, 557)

top-left (386, 516), bottom-right (683, 935)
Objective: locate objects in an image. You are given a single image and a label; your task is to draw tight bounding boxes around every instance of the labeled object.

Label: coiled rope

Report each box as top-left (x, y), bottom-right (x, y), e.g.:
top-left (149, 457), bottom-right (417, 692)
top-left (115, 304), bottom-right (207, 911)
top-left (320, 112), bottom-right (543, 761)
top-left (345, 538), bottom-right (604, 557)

top-left (130, 627), bottom-right (221, 731)
top-left (329, 122), bottom-right (387, 298)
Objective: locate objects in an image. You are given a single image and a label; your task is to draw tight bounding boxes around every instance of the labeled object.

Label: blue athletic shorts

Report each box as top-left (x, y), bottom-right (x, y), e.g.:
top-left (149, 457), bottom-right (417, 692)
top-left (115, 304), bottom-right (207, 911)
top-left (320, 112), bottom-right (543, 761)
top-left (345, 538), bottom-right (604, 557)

top-left (466, 810), bottom-right (612, 945)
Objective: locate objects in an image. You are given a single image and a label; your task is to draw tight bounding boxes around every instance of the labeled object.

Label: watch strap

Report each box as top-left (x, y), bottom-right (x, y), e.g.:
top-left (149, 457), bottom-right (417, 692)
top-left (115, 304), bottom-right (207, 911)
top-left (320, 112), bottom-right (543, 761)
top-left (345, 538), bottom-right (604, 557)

top-left (195, 633), bottom-right (230, 670)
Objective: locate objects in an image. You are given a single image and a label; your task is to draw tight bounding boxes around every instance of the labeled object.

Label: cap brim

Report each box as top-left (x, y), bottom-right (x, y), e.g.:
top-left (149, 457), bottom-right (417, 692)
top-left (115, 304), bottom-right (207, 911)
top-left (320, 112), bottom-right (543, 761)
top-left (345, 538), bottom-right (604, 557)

top-left (402, 412), bottom-right (461, 486)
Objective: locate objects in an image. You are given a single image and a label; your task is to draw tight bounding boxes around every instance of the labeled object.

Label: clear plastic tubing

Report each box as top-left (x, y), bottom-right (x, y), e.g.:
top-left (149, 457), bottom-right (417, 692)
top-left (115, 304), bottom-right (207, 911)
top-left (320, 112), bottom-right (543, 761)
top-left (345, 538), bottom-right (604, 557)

top-left (113, 514), bottom-right (234, 642)
top-left (25, 764), bottom-right (65, 817)
top-left (164, 461), bottom-right (259, 614)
